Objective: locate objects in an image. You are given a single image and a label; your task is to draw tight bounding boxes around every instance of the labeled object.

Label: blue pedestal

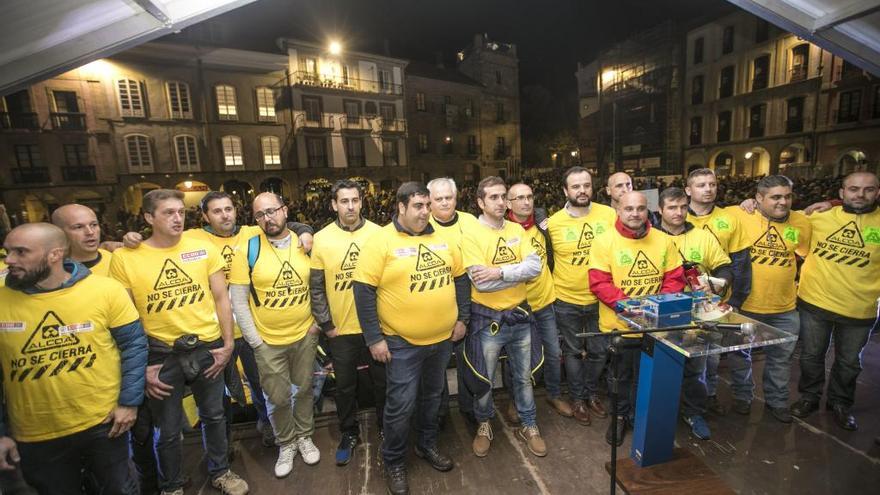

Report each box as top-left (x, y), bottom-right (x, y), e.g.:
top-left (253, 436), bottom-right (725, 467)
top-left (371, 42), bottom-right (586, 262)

top-left (630, 337), bottom-right (686, 467)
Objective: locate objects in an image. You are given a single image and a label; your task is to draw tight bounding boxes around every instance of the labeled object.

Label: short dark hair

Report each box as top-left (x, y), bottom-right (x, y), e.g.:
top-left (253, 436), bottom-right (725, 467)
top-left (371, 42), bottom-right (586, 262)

top-left (686, 168), bottom-right (715, 186)
top-left (477, 176), bottom-right (506, 199)
top-left (331, 179), bottom-right (364, 201)
top-left (143, 189), bottom-right (184, 215)
top-left (658, 187), bottom-right (688, 209)
top-left (396, 181), bottom-right (429, 207)
top-left (756, 175), bottom-right (793, 195)
top-left (200, 191), bottom-right (233, 213)
top-left (562, 166), bottom-right (590, 188)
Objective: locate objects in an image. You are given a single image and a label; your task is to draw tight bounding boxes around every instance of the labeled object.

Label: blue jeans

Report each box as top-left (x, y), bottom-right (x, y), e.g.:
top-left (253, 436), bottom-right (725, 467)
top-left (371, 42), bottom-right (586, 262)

top-left (727, 310), bottom-right (800, 409)
top-left (18, 422), bottom-right (137, 495)
top-left (503, 304), bottom-right (562, 399)
top-left (149, 348), bottom-right (229, 491)
top-left (382, 336), bottom-right (452, 467)
top-left (474, 320), bottom-right (538, 427)
top-left (797, 303), bottom-right (874, 408)
top-left (554, 299), bottom-right (606, 401)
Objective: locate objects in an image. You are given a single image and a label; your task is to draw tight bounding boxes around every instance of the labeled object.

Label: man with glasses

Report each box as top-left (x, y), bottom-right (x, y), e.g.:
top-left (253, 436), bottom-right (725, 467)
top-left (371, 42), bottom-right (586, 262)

top-left (229, 193), bottom-right (321, 479)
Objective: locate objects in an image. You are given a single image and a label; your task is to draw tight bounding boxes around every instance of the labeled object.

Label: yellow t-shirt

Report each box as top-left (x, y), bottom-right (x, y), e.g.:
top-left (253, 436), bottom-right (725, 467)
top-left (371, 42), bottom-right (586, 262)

top-left (589, 228), bottom-right (682, 333)
top-left (429, 211), bottom-right (478, 252)
top-left (798, 206), bottom-right (880, 319)
top-left (0, 273), bottom-right (140, 442)
top-left (0, 260), bottom-right (7, 287)
top-left (547, 203), bottom-right (617, 305)
top-left (311, 220), bottom-right (381, 335)
top-left (462, 219), bottom-right (536, 311)
top-left (522, 225), bottom-right (556, 311)
top-left (670, 227), bottom-right (731, 274)
top-left (185, 225), bottom-right (261, 339)
top-left (687, 206), bottom-right (751, 254)
top-left (733, 209), bottom-right (812, 314)
top-left (83, 248), bottom-right (113, 277)
top-left (229, 233), bottom-right (314, 346)
top-left (353, 223), bottom-right (464, 345)
top-left (109, 238), bottom-right (224, 345)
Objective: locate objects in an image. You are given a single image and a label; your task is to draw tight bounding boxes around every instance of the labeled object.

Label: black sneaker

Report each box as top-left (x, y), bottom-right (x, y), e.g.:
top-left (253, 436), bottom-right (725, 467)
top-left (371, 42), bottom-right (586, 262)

top-left (789, 399), bottom-right (819, 418)
top-left (385, 463), bottom-right (408, 495)
top-left (414, 444), bottom-right (454, 472)
top-left (733, 399), bottom-right (752, 415)
top-left (605, 416), bottom-right (627, 447)
top-left (335, 433), bottom-right (359, 466)
top-left (706, 395), bottom-right (727, 416)
top-left (828, 403), bottom-right (858, 431)
top-left (765, 404), bottom-right (793, 423)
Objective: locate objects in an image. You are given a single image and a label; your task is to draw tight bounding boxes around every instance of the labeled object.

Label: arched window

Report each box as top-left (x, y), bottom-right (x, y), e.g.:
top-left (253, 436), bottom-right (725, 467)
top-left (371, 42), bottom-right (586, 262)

top-left (222, 136), bottom-right (244, 168)
top-left (125, 134), bottom-right (153, 171)
top-left (215, 85), bottom-right (238, 120)
top-left (174, 135), bottom-right (200, 171)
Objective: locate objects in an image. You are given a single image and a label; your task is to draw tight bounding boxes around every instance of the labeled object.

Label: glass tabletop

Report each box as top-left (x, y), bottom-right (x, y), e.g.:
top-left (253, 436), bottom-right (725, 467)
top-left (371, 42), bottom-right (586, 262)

top-left (617, 310), bottom-right (798, 358)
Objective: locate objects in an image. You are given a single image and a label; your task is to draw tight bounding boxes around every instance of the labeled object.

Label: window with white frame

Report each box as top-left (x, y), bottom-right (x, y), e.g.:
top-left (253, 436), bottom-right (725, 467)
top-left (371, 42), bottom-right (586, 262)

top-left (125, 135), bottom-right (153, 171)
top-left (261, 136), bottom-right (281, 169)
top-left (255, 87), bottom-right (276, 122)
top-left (222, 135), bottom-right (244, 167)
top-left (166, 81), bottom-right (192, 119)
top-left (117, 79), bottom-right (145, 117)
top-left (215, 85), bottom-right (238, 120)
top-left (174, 135), bottom-right (200, 171)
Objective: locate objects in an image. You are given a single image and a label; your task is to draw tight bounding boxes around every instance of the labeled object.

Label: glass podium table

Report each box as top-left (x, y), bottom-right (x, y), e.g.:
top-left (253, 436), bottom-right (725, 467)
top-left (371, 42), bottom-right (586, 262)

top-left (614, 308), bottom-right (798, 468)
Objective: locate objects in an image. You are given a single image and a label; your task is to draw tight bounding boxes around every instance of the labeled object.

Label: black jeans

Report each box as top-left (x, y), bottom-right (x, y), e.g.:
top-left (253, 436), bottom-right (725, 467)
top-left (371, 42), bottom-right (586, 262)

top-left (148, 348), bottom-right (228, 491)
top-left (130, 403), bottom-right (158, 494)
top-left (798, 303), bottom-right (875, 408)
top-left (327, 334), bottom-right (387, 436)
top-left (18, 422), bottom-right (137, 495)
top-left (610, 343), bottom-right (642, 419)
top-left (554, 300), bottom-right (606, 401)
top-left (680, 356), bottom-right (708, 417)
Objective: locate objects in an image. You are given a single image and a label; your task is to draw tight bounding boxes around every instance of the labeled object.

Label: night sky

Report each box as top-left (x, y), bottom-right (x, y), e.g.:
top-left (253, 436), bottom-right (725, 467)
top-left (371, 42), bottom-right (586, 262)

top-left (194, 0), bottom-right (735, 150)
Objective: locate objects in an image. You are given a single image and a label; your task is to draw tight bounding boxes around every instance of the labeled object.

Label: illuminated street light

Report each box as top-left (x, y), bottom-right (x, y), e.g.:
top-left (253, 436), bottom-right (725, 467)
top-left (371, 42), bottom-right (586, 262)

top-left (184, 180), bottom-right (193, 189)
top-left (601, 69), bottom-right (617, 86)
top-left (744, 151), bottom-right (754, 159)
top-left (571, 150), bottom-right (579, 157)
top-left (329, 40), bottom-right (342, 55)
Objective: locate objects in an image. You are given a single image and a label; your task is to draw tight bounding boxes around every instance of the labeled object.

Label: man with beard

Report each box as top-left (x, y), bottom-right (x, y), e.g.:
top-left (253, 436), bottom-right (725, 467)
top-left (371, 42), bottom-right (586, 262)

top-left (686, 168), bottom-right (753, 415)
top-left (51, 204), bottom-right (113, 276)
top-left (505, 182), bottom-right (571, 419)
top-left (547, 167), bottom-right (617, 425)
top-left (464, 177), bottom-right (545, 458)
top-left (589, 191), bottom-right (686, 445)
top-left (229, 193), bottom-right (321, 479)
top-left (0, 223), bottom-right (147, 494)
top-left (606, 172), bottom-right (633, 209)
top-left (353, 182), bottom-right (470, 495)
top-left (426, 177), bottom-right (479, 425)
top-left (110, 189), bottom-right (248, 495)
top-left (310, 180), bottom-right (385, 466)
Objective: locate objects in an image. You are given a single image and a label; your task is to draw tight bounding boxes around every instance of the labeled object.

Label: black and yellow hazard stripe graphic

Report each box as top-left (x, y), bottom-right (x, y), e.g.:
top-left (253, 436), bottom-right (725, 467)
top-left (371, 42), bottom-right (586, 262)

top-left (147, 291), bottom-right (206, 314)
top-left (263, 292), bottom-right (309, 308)
top-left (334, 280), bottom-right (354, 291)
top-left (10, 353), bottom-right (97, 382)
top-left (811, 248), bottom-right (870, 268)
top-left (570, 256), bottom-right (589, 266)
top-left (750, 255), bottom-right (793, 267)
top-left (623, 285), bottom-right (659, 297)
top-left (409, 274), bottom-right (452, 293)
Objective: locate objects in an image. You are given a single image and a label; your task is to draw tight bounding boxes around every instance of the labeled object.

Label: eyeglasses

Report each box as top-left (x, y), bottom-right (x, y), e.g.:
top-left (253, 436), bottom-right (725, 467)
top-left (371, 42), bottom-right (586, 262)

top-left (254, 206), bottom-right (283, 221)
top-left (509, 194), bottom-right (534, 202)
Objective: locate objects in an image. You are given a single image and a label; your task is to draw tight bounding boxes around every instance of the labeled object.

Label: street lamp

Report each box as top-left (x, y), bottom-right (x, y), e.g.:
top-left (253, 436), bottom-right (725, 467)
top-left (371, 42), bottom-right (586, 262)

top-left (329, 40), bottom-right (342, 55)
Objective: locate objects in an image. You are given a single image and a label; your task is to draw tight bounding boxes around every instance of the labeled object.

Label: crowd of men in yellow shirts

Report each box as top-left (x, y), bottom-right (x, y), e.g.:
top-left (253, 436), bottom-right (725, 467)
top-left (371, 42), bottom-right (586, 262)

top-left (0, 166), bottom-right (877, 495)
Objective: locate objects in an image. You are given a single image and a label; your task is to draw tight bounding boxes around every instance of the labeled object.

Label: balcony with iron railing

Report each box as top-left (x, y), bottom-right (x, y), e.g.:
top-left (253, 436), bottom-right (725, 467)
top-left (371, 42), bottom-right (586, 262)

top-left (62, 165), bottom-right (97, 181)
top-left (0, 112), bottom-right (39, 130)
top-left (378, 117), bottom-right (406, 134)
top-left (51, 112), bottom-right (86, 130)
top-left (290, 71), bottom-right (403, 96)
top-left (340, 114), bottom-right (370, 131)
top-left (12, 167), bottom-right (51, 184)
top-left (789, 66), bottom-right (808, 83)
top-left (294, 111), bottom-right (335, 132)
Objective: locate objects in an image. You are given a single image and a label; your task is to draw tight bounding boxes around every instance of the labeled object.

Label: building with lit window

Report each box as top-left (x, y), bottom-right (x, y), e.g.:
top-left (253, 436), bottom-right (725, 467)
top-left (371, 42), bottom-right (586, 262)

top-left (683, 10), bottom-right (880, 177)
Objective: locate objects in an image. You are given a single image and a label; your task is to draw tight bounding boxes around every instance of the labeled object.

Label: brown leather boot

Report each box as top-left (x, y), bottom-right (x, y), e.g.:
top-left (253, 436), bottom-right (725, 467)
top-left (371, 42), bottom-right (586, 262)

top-left (546, 397), bottom-right (574, 417)
top-left (587, 397), bottom-right (608, 419)
top-left (571, 399), bottom-right (592, 426)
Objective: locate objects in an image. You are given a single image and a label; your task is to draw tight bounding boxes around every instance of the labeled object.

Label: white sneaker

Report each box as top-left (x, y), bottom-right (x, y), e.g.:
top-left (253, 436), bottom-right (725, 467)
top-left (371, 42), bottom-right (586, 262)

top-left (297, 436), bottom-right (321, 465)
top-left (274, 442), bottom-right (297, 478)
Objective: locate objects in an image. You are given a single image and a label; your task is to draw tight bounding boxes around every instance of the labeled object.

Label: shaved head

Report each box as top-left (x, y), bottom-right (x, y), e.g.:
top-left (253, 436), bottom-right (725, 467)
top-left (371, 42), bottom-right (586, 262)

top-left (8, 223), bottom-right (69, 252)
top-left (617, 191), bottom-right (649, 231)
top-left (3, 223), bottom-right (69, 290)
top-left (51, 204), bottom-right (96, 228)
top-left (607, 172), bottom-right (633, 206)
top-left (50, 204), bottom-right (101, 260)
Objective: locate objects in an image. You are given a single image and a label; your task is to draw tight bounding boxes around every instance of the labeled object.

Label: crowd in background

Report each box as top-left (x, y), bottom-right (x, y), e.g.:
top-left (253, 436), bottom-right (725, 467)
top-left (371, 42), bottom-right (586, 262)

top-left (8, 172), bottom-right (844, 243)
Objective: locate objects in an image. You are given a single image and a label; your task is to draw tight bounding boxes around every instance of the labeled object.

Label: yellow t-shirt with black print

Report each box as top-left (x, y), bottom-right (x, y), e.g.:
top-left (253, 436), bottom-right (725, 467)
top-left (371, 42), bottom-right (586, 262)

top-left (732, 209), bottom-right (812, 314)
top-left (798, 206), bottom-right (880, 319)
top-left (589, 228), bottom-right (681, 333)
top-left (522, 225), bottom-right (556, 312)
top-left (687, 206), bottom-right (751, 255)
top-left (311, 220), bottom-right (381, 335)
top-left (462, 219), bottom-right (536, 311)
top-left (0, 273), bottom-right (139, 442)
top-left (547, 203), bottom-right (617, 305)
top-left (670, 227), bottom-right (731, 274)
top-left (353, 223), bottom-right (464, 345)
top-left (229, 232), bottom-right (314, 346)
top-left (110, 238), bottom-right (224, 345)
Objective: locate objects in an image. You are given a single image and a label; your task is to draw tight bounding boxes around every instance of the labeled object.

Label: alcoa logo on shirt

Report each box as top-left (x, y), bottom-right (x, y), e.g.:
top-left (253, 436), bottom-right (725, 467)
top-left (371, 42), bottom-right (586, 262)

top-left (180, 249), bottom-right (208, 263)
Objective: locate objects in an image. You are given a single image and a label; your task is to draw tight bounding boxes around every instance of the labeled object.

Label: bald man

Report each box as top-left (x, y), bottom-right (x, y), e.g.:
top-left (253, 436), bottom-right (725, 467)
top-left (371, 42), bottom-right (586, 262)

top-left (51, 204), bottom-right (113, 276)
top-left (606, 172), bottom-right (633, 209)
top-left (0, 223), bottom-right (147, 494)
